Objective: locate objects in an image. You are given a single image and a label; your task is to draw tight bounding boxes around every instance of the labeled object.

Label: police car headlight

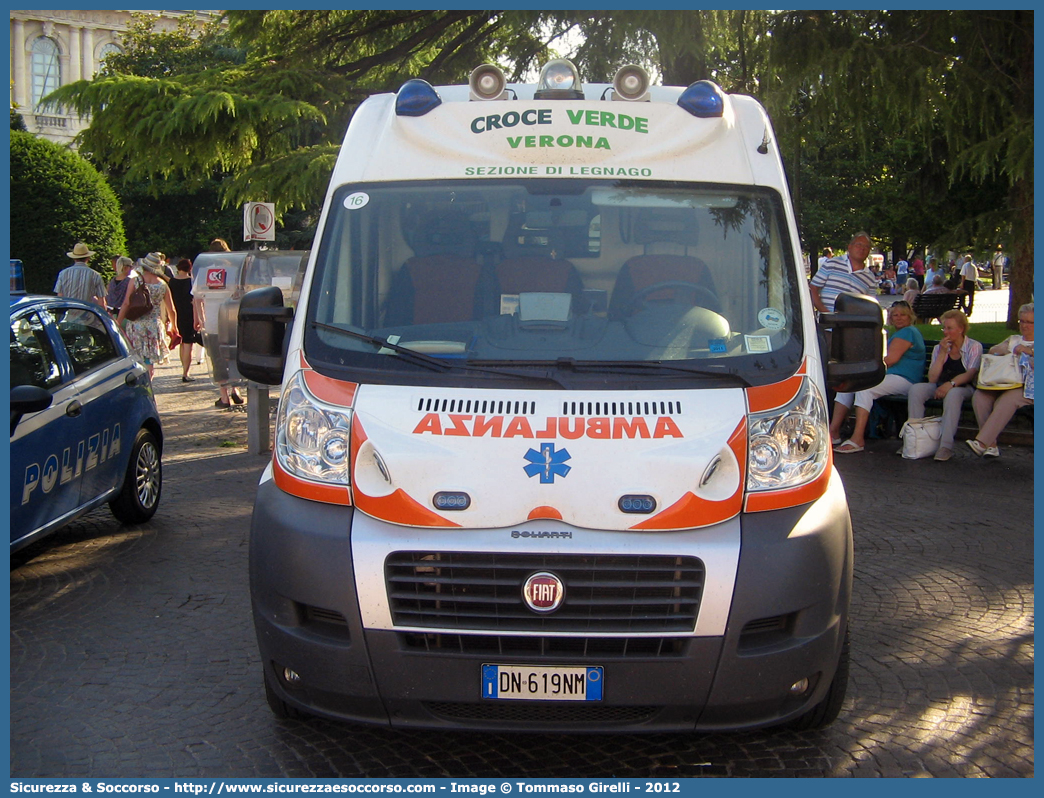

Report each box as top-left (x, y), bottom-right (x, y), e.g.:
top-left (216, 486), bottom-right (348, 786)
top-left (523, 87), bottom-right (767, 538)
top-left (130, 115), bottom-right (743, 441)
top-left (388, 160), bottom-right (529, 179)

top-left (276, 371), bottom-right (352, 485)
top-left (747, 378), bottom-right (829, 490)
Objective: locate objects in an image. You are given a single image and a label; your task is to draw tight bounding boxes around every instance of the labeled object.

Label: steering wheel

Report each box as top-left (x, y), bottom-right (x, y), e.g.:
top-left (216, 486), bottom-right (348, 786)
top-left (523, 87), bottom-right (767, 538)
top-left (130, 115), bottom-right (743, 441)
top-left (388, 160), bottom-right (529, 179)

top-left (629, 281), bottom-right (721, 315)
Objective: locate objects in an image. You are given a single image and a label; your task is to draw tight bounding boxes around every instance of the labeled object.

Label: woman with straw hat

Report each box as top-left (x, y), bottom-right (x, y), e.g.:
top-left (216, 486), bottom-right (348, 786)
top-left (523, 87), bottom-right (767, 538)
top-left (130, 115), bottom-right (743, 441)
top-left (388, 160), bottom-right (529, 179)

top-left (117, 252), bottom-right (177, 381)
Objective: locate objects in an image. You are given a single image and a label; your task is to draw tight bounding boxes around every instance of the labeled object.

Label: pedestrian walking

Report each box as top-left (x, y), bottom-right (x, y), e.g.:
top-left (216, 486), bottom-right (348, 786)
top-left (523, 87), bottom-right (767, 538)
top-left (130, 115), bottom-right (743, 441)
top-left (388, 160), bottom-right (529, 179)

top-left (168, 258), bottom-right (204, 382)
top-left (959, 254), bottom-right (978, 315)
top-left (105, 256), bottom-right (135, 315)
top-left (54, 242), bottom-right (107, 307)
top-left (117, 253), bottom-right (177, 381)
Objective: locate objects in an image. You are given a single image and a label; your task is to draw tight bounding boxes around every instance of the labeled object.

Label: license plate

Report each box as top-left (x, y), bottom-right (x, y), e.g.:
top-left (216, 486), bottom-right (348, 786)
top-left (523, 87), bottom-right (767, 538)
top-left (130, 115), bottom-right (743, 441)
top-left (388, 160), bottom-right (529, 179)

top-left (481, 664), bottom-right (603, 701)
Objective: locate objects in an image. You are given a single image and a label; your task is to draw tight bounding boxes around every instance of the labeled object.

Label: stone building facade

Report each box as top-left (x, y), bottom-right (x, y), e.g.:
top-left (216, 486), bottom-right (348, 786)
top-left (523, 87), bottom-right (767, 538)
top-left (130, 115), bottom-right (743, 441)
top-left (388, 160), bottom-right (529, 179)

top-left (10, 9), bottom-right (219, 146)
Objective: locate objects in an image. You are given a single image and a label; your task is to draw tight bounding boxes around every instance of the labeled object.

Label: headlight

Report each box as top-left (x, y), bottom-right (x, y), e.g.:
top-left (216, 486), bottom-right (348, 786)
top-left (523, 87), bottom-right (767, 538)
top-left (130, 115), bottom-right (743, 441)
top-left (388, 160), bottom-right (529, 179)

top-left (276, 371), bottom-right (352, 485)
top-left (747, 378), bottom-right (829, 491)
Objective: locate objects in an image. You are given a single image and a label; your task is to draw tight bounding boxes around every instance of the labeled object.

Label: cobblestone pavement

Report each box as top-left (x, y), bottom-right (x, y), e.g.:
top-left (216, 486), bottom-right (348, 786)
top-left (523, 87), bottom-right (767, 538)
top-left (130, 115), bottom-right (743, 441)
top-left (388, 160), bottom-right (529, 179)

top-left (10, 358), bottom-right (1034, 778)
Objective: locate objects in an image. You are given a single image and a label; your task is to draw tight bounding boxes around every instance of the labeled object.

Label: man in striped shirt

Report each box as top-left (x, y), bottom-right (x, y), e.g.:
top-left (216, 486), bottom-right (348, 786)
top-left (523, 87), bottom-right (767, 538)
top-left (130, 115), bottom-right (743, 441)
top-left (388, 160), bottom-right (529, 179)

top-left (809, 231), bottom-right (879, 313)
top-left (54, 242), bottom-right (106, 308)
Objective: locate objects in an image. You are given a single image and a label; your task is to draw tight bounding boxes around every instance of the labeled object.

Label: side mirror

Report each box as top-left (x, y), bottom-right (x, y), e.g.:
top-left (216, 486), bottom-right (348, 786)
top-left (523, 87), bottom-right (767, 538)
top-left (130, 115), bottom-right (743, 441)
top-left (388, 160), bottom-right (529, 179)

top-left (11, 384), bottom-right (53, 435)
top-left (818, 293), bottom-right (886, 392)
top-left (237, 286), bottom-right (293, 385)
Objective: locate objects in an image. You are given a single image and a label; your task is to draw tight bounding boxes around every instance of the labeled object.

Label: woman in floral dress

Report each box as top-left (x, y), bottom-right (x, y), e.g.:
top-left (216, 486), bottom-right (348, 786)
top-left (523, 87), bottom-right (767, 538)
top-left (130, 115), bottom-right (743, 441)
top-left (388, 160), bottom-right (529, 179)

top-left (117, 253), bottom-right (177, 380)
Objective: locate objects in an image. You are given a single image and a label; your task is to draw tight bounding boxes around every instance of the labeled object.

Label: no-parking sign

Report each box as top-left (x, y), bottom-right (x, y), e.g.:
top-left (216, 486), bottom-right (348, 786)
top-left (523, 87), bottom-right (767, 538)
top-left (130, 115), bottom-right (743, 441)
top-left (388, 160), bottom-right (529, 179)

top-left (243, 202), bottom-right (276, 242)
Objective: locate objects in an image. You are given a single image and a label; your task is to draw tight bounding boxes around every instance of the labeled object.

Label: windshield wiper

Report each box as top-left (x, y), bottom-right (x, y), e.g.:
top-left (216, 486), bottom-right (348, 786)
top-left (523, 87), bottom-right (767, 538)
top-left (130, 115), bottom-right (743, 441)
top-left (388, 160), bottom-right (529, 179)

top-left (311, 322), bottom-right (564, 386)
top-left (570, 359), bottom-right (751, 386)
top-left (312, 322), bottom-right (451, 372)
top-left (469, 357), bottom-right (751, 386)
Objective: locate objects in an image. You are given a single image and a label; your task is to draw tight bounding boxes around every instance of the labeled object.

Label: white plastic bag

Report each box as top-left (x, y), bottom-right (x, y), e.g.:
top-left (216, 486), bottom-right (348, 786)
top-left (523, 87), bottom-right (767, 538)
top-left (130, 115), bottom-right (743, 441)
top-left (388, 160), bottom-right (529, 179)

top-left (899, 416), bottom-right (943, 459)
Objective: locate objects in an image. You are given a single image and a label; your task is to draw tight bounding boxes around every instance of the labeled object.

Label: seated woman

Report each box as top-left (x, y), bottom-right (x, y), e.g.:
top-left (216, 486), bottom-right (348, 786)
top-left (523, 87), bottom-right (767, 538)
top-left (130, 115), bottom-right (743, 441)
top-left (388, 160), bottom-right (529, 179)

top-left (831, 300), bottom-right (925, 453)
top-left (923, 274), bottom-right (952, 294)
top-left (880, 264), bottom-right (897, 295)
top-left (967, 303), bottom-right (1034, 457)
top-left (902, 278), bottom-right (920, 307)
top-left (907, 309), bottom-right (983, 461)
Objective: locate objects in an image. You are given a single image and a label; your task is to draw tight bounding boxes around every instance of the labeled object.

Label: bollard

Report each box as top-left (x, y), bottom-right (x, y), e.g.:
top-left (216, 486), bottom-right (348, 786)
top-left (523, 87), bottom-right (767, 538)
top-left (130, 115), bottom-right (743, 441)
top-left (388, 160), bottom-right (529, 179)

top-left (246, 381), bottom-right (271, 455)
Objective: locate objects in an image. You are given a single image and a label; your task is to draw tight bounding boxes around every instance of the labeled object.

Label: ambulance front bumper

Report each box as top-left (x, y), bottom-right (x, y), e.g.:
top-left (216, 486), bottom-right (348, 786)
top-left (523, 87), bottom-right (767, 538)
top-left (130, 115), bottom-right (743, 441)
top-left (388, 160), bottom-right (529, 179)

top-left (250, 470), bottom-right (852, 731)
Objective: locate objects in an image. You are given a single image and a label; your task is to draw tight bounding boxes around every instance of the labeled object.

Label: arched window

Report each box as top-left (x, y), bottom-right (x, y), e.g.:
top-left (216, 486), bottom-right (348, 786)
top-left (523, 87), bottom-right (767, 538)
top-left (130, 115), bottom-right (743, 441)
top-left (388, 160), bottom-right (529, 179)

top-left (98, 42), bottom-right (122, 70)
top-left (31, 36), bottom-right (61, 110)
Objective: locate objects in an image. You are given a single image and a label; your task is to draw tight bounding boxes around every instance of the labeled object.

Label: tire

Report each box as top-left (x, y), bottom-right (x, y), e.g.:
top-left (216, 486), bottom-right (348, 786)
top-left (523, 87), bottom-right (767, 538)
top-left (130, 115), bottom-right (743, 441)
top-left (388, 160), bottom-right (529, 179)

top-left (264, 668), bottom-right (307, 720)
top-left (109, 428), bottom-right (162, 524)
top-left (787, 626), bottom-right (850, 731)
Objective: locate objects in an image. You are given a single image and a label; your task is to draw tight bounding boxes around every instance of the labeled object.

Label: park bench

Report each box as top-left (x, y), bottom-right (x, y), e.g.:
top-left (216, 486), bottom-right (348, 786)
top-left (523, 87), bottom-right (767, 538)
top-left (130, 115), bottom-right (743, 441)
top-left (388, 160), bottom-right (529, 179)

top-left (867, 340), bottom-right (1033, 439)
top-left (912, 291), bottom-right (961, 323)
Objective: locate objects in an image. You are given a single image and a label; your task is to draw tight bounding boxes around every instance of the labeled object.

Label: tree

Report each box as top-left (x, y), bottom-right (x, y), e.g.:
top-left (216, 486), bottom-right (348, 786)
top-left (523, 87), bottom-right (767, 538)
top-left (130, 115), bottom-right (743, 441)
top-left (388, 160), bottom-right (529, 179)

top-left (83, 14), bottom-right (247, 259)
top-left (46, 10), bottom-right (1031, 323)
top-left (116, 175), bottom-right (242, 260)
top-left (546, 10), bottom-right (771, 91)
top-left (766, 10), bottom-right (1033, 326)
top-left (46, 11), bottom-right (549, 216)
top-left (10, 131), bottom-right (127, 293)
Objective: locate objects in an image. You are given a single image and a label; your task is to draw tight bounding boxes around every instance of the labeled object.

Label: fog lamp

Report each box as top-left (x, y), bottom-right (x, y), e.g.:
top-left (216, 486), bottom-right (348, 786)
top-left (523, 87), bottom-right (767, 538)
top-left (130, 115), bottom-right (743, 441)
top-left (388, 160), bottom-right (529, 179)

top-left (789, 677), bottom-right (810, 695)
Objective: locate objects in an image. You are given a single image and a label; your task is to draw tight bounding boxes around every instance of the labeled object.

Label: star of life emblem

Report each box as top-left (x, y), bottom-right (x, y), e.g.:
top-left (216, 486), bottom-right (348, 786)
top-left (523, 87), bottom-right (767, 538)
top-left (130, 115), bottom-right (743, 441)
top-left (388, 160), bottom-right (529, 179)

top-left (523, 443), bottom-right (572, 484)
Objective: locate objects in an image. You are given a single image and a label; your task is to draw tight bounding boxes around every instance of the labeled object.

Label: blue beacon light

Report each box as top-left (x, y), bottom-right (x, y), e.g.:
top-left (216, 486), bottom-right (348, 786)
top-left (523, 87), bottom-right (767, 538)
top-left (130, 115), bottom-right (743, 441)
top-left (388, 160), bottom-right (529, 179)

top-left (395, 79), bottom-right (443, 117)
top-left (677, 80), bottom-right (726, 118)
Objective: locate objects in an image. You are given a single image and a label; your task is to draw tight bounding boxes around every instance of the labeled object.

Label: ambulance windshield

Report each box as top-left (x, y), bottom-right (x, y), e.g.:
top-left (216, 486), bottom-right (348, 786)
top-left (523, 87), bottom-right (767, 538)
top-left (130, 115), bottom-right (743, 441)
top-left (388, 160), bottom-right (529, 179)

top-left (305, 180), bottom-right (803, 386)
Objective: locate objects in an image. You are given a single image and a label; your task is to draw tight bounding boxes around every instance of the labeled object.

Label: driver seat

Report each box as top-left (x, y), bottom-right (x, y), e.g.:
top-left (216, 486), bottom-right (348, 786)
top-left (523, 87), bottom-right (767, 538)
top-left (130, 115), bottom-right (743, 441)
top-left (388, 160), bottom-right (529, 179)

top-left (608, 208), bottom-right (718, 319)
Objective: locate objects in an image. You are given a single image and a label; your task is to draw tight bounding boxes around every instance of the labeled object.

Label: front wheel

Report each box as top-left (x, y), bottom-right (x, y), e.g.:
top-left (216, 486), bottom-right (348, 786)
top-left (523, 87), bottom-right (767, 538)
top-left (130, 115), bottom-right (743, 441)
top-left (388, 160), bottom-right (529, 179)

top-left (786, 626), bottom-right (850, 731)
top-left (109, 428), bottom-right (162, 524)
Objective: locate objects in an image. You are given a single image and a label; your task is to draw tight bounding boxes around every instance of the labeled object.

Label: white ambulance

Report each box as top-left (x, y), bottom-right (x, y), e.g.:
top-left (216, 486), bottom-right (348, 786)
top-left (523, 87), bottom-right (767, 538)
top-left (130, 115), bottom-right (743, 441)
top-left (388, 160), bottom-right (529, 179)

top-left (238, 60), bottom-right (884, 731)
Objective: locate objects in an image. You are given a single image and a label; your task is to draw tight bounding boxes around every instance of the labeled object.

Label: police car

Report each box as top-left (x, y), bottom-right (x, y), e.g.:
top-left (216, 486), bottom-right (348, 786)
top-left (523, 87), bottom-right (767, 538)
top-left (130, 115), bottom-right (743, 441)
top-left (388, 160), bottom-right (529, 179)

top-left (10, 290), bottom-right (164, 551)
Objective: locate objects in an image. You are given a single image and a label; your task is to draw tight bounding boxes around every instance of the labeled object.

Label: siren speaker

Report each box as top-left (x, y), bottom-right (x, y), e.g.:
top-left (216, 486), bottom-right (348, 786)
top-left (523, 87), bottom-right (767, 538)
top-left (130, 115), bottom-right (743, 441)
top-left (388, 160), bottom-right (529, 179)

top-left (612, 65), bottom-right (650, 102)
top-left (469, 64), bottom-right (507, 101)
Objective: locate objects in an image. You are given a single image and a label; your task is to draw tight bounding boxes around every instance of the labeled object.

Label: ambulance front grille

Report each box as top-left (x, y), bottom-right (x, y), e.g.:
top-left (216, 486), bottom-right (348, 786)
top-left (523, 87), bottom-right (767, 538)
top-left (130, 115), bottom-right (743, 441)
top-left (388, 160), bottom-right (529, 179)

top-left (385, 552), bottom-right (703, 633)
top-left (400, 633), bottom-right (688, 658)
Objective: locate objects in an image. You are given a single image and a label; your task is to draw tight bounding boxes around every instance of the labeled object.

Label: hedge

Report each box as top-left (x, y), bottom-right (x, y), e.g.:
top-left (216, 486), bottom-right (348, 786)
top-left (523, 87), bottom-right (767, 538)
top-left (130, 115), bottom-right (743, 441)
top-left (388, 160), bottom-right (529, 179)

top-left (10, 130), bottom-right (127, 294)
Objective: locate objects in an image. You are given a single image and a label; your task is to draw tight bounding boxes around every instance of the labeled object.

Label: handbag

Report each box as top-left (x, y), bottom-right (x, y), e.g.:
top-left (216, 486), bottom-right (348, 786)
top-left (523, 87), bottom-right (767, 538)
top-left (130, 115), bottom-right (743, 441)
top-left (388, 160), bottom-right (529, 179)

top-left (977, 353), bottom-right (1024, 390)
top-left (124, 279), bottom-right (153, 321)
top-left (899, 416), bottom-right (943, 460)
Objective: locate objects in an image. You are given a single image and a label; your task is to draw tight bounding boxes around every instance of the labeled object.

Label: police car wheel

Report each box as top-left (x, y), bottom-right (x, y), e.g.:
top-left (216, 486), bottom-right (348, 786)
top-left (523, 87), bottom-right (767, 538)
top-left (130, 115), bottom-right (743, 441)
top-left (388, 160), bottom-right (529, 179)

top-left (786, 626), bottom-right (850, 731)
top-left (264, 668), bottom-right (308, 720)
top-left (109, 428), bottom-right (162, 524)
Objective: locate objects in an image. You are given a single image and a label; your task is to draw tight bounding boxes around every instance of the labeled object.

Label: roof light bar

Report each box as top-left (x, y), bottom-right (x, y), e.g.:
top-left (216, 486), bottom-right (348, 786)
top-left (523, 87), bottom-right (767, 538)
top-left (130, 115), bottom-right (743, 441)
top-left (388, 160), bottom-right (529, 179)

top-left (534, 59), bottom-right (584, 100)
top-left (677, 80), bottom-right (725, 118)
top-left (395, 79), bottom-right (442, 117)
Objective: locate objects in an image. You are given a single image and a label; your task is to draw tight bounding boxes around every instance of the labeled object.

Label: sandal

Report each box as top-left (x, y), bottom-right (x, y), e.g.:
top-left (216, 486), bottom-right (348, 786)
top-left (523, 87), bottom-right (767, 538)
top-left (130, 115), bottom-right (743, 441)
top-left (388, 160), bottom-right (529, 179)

top-left (182, 375), bottom-right (195, 382)
top-left (833, 440), bottom-right (864, 453)
top-left (215, 398), bottom-right (230, 409)
top-left (230, 390), bottom-right (245, 405)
